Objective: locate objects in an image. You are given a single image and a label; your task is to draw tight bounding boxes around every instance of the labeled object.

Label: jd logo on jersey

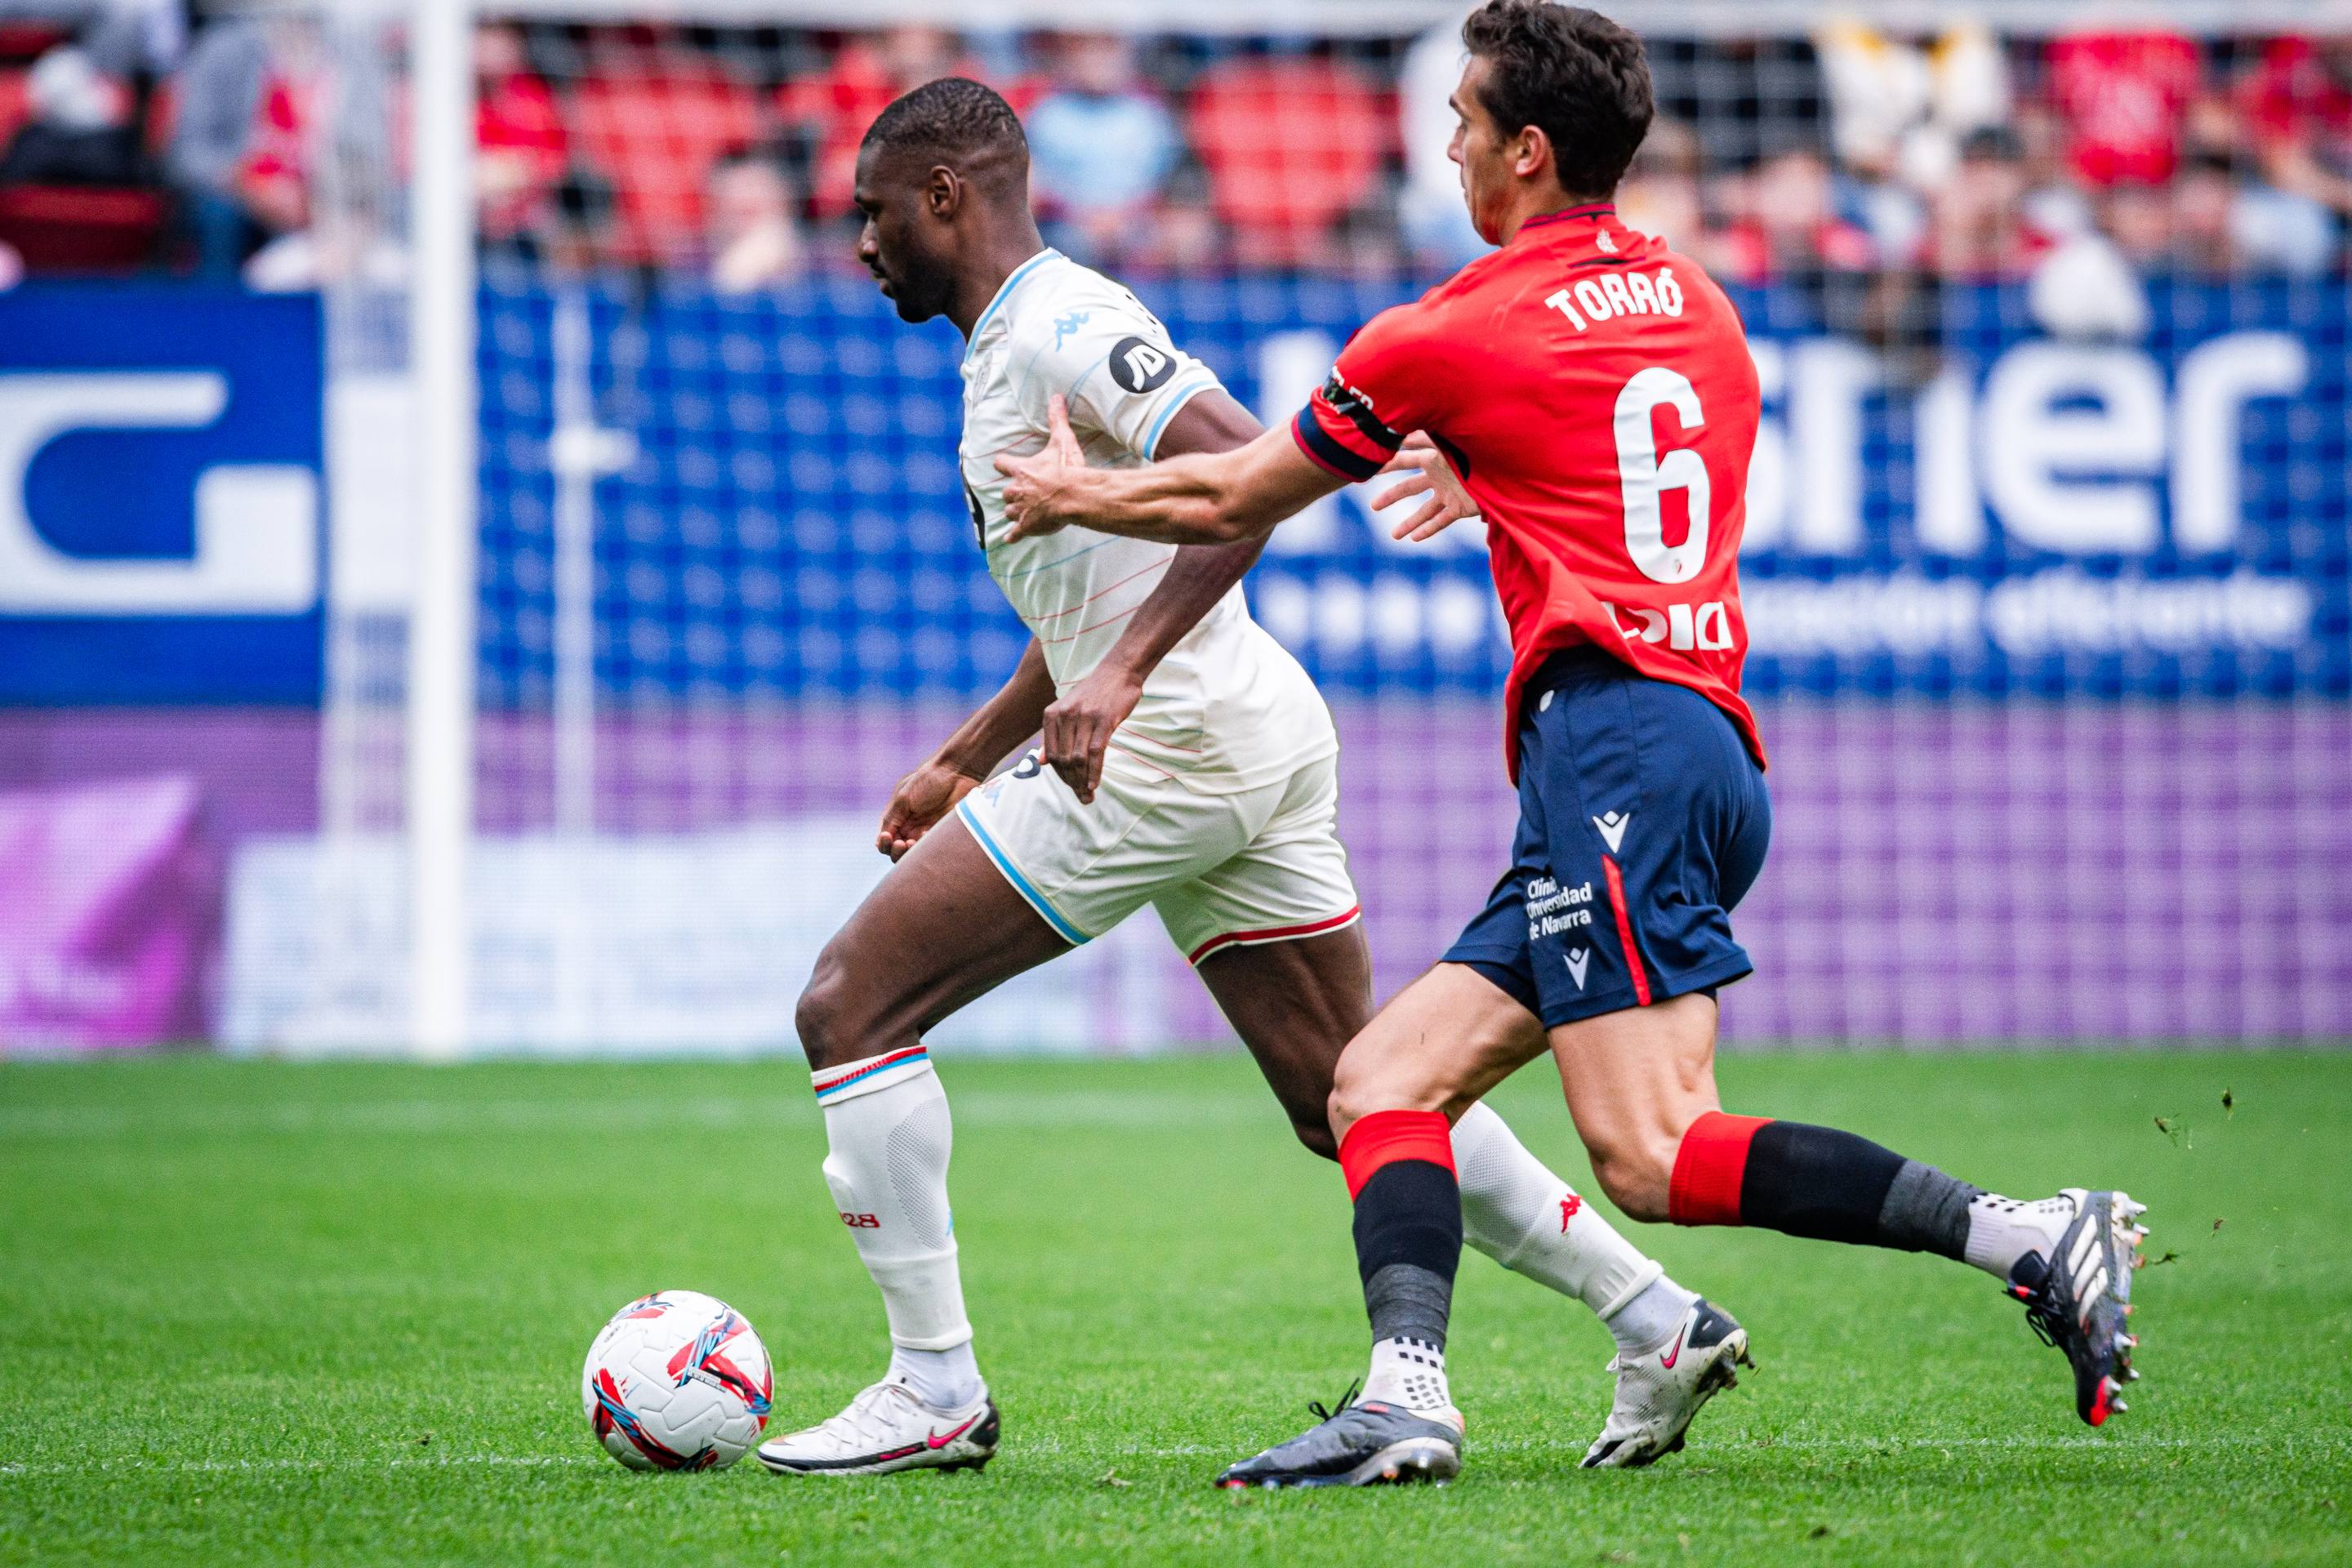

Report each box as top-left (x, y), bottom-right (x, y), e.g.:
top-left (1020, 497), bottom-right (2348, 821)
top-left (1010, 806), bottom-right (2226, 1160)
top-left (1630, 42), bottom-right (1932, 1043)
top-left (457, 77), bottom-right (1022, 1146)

top-left (1109, 336), bottom-right (1176, 394)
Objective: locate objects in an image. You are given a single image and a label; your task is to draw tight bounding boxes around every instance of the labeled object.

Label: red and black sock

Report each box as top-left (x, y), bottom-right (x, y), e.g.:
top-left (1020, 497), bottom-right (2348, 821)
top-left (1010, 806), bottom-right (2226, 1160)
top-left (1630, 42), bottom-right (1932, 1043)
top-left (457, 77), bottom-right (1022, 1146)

top-left (1670, 1111), bottom-right (1980, 1258)
top-left (1338, 1110), bottom-right (1463, 1348)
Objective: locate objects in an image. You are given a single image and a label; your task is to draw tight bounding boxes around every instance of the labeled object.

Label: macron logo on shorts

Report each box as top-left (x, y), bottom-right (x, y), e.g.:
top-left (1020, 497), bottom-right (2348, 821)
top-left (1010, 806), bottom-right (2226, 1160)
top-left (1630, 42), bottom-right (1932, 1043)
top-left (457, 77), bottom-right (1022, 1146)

top-left (1565, 947), bottom-right (1592, 990)
top-left (1592, 810), bottom-right (1631, 852)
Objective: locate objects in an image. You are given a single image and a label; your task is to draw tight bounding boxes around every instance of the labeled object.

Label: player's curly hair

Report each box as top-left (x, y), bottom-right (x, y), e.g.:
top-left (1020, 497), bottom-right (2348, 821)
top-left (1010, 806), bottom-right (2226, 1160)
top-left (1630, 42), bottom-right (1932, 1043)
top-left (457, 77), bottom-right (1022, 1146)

top-left (862, 77), bottom-right (1028, 180)
top-left (1461, 1), bottom-right (1654, 199)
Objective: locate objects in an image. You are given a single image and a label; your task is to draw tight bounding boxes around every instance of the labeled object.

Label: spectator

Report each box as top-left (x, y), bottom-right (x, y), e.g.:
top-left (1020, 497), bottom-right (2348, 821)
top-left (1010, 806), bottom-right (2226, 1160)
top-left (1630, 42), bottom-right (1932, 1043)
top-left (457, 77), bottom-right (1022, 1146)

top-left (1916, 127), bottom-right (2055, 281)
top-left (235, 35), bottom-right (310, 242)
top-left (0, 43), bottom-right (140, 184)
top-left (2167, 149), bottom-right (2243, 275)
top-left (1024, 33), bottom-right (1177, 265)
top-left (0, 0), bottom-right (178, 79)
top-left (1398, 7), bottom-right (1485, 268)
top-left (474, 22), bottom-right (566, 252)
top-left (163, 10), bottom-right (270, 277)
top-left (1715, 143), bottom-right (1875, 285)
top-left (2044, 27), bottom-right (2203, 189)
top-left (1127, 158), bottom-right (1225, 275)
top-left (2238, 33), bottom-right (2352, 227)
top-left (703, 149), bottom-right (801, 292)
top-left (1616, 116), bottom-right (1706, 253)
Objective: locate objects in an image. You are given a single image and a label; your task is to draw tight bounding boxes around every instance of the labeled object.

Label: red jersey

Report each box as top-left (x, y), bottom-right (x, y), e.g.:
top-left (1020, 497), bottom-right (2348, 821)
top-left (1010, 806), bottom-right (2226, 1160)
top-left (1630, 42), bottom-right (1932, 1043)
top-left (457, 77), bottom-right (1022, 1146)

top-left (1291, 203), bottom-right (1764, 777)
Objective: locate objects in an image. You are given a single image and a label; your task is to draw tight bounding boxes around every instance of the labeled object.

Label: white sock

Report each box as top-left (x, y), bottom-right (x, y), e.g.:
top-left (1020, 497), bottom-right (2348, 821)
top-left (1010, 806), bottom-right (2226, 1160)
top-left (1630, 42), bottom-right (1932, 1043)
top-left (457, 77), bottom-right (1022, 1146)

top-left (1963, 1192), bottom-right (2078, 1281)
top-left (886, 1342), bottom-right (982, 1411)
top-left (811, 1046), bottom-right (982, 1407)
top-left (1360, 1334), bottom-right (1454, 1419)
top-left (1452, 1101), bottom-right (1690, 1352)
top-left (1604, 1274), bottom-right (1699, 1353)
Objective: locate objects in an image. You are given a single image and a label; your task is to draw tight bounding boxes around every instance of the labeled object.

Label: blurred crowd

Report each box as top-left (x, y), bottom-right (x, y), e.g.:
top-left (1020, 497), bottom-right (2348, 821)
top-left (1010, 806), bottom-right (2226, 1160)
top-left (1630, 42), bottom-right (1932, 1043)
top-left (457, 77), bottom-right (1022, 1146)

top-left (2, 5), bottom-right (2352, 306)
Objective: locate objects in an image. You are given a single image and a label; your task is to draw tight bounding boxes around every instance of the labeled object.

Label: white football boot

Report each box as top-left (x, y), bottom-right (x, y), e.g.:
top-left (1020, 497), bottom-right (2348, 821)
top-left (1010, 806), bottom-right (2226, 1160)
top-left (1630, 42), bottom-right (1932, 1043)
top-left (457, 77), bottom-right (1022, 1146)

top-left (1582, 1297), bottom-right (1752, 1468)
top-left (756, 1379), bottom-right (1000, 1477)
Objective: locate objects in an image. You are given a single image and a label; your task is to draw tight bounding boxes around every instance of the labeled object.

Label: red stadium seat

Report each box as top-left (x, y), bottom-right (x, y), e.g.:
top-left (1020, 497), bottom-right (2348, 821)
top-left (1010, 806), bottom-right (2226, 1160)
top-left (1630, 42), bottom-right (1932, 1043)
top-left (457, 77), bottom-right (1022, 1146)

top-left (0, 22), bottom-right (67, 65)
top-left (1188, 56), bottom-right (1393, 267)
top-left (0, 69), bottom-right (28, 154)
top-left (0, 185), bottom-right (166, 272)
top-left (568, 49), bottom-right (764, 265)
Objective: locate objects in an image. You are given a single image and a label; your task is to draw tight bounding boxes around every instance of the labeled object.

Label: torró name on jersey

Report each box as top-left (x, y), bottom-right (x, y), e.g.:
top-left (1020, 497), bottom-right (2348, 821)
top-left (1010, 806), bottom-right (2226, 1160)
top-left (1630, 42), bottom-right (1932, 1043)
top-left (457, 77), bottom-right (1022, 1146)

top-left (1291, 204), bottom-right (1766, 776)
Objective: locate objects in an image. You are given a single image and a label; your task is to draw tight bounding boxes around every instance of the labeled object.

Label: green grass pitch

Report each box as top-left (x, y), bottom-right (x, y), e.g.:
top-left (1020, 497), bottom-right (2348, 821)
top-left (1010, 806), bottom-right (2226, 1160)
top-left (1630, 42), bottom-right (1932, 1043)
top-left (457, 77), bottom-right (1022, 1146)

top-left (2, 1049), bottom-right (2347, 1565)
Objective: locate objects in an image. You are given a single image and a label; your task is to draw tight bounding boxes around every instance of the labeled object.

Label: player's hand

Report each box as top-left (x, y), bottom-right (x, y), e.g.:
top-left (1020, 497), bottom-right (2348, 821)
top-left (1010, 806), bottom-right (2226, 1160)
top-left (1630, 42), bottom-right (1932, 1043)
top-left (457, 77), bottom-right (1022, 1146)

top-left (995, 394), bottom-right (1087, 542)
top-left (875, 760), bottom-right (982, 861)
top-left (1042, 663), bottom-right (1144, 804)
top-left (1374, 431), bottom-right (1480, 543)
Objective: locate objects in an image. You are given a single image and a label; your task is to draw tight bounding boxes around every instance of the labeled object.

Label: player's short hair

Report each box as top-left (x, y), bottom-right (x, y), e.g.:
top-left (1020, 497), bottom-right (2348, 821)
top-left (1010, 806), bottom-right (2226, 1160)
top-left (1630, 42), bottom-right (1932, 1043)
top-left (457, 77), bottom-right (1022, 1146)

top-left (860, 77), bottom-right (1028, 183)
top-left (1461, 1), bottom-right (1653, 199)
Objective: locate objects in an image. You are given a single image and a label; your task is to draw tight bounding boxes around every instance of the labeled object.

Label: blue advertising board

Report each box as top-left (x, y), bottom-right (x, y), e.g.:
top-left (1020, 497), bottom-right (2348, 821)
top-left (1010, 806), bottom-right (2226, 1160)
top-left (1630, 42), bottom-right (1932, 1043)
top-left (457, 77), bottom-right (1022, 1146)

top-left (1, 275), bottom-right (2341, 709)
top-left (472, 272), bottom-right (2346, 710)
top-left (0, 287), bottom-right (324, 704)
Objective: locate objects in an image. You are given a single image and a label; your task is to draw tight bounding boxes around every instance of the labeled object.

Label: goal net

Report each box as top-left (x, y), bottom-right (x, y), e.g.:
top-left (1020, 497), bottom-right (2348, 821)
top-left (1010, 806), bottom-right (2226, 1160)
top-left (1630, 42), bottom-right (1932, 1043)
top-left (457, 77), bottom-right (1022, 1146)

top-left (212, 1), bottom-right (2350, 1055)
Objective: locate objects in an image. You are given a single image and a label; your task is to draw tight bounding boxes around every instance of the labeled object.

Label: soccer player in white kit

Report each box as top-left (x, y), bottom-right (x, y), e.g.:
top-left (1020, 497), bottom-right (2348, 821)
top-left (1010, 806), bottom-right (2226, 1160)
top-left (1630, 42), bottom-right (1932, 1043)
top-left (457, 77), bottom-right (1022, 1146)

top-left (757, 78), bottom-right (1740, 1479)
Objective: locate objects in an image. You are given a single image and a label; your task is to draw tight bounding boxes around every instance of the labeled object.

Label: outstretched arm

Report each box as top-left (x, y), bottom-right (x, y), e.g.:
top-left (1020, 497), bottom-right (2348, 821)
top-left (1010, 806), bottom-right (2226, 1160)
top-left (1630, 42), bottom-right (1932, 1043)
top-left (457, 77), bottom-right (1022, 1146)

top-left (998, 395), bottom-right (1476, 550)
top-left (998, 395), bottom-right (1340, 546)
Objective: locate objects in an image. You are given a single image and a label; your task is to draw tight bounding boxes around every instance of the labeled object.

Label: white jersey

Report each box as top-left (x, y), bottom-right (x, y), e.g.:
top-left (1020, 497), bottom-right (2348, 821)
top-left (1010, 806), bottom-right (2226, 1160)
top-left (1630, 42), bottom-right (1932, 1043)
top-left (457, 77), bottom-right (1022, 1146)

top-left (958, 249), bottom-right (1334, 795)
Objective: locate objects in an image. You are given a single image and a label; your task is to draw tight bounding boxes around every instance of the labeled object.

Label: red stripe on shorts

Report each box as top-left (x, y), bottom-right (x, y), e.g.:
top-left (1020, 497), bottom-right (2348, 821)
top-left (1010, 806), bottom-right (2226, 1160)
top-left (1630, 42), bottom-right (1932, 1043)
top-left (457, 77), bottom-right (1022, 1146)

top-left (1187, 906), bottom-right (1361, 965)
top-left (1599, 854), bottom-right (1652, 1006)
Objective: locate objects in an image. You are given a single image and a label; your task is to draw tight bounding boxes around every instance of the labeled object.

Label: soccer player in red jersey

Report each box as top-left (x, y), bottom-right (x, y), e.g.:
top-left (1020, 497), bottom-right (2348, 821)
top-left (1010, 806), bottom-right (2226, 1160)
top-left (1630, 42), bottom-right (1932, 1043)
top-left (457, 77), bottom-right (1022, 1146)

top-left (1000, 2), bottom-right (2148, 1487)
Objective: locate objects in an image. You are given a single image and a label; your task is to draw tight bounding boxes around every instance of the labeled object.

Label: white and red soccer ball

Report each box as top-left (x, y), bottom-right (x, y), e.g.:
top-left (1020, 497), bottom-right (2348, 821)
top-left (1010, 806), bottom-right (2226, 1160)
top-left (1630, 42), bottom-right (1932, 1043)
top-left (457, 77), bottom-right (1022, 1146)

top-left (581, 1291), bottom-right (773, 1472)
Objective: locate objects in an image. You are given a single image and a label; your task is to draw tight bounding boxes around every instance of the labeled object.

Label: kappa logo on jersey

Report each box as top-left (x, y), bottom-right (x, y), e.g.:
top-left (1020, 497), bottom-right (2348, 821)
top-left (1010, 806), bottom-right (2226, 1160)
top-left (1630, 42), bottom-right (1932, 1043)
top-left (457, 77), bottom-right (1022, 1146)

top-left (1565, 947), bottom-right (1592, 990)
top-left (1592, 811), bottom-right (1631, 852)
top-left (1053, 310), bottom-right (1091, 349)
top-left (1108, 336), bottom-right (1177, 394)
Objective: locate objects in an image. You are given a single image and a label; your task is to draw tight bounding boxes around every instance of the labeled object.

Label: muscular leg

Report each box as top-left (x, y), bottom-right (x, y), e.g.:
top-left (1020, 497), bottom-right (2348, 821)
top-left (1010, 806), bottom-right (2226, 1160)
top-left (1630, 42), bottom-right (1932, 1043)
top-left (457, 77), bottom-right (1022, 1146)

top-left (789, 817), bottom-right (1069, 1415)
top-left (1202, 935), bottom-right (1682, 1334)
top-left (1192, 926), bottom-right (1368, 1159)
top-left (796, 815), bottom-right (1070, 1072)
top-left (1550, 992), bottom-right (1989, 1258)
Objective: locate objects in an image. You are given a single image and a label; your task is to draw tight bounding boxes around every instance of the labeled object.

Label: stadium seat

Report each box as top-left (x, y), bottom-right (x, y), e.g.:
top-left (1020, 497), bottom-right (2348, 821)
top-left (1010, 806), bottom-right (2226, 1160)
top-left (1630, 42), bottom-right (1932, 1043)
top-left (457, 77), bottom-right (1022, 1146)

top-left (0, 184), bottom-right (166, 272)
top-left (568, 49), bottom-right (764, 265)
top-left (1188, 56), bottom-right (1393, 267)
top-left (0, 68), bottom-right (26, 154)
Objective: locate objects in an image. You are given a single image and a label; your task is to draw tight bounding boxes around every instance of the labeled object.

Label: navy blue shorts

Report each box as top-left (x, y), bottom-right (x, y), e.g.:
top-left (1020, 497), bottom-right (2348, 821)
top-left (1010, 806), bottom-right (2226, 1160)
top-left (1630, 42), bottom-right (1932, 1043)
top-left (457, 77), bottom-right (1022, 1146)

top-left (1442, 648), bottom-right (1771, 1028)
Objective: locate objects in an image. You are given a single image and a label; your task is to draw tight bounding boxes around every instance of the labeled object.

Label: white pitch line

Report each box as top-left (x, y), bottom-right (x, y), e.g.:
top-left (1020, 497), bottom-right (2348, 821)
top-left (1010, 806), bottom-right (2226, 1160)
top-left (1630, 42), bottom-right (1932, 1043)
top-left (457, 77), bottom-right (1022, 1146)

top-left (0, 1089), bottom-right (1272, 1143)
top-left (0, 1454), bottom-right (604, 1477)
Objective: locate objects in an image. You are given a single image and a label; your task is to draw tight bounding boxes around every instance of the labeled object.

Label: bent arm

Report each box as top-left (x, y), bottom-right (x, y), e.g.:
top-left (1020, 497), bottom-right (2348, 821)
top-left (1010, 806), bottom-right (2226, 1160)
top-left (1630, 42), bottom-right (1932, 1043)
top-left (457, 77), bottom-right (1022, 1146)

top-left (932, 636), bottom-right (1056, 778)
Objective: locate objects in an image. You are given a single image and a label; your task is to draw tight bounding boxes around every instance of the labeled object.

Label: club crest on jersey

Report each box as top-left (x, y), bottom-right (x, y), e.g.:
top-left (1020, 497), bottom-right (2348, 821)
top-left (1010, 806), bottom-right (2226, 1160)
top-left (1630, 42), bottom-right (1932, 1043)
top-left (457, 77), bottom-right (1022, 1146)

top-left (1109, 336), bottom-right (1176, 393)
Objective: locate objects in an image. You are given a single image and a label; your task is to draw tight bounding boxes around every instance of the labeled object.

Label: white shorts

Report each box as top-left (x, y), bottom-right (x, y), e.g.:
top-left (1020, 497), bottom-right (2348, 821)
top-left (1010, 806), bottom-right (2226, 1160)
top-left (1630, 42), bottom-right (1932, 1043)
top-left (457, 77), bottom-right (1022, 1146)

top-left (955, 746), bottom-right (1360, 965)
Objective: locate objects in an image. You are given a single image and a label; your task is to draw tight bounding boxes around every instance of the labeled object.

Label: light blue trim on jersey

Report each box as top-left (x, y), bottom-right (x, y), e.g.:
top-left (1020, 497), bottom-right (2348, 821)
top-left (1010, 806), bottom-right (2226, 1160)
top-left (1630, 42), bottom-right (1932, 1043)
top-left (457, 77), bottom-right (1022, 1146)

top-left (956, 797), bottom-right (1089, 946)
top-left (964, 249), bottom-right (1062, 364)
top-left (1143, 377), bottom-right (1219, 458)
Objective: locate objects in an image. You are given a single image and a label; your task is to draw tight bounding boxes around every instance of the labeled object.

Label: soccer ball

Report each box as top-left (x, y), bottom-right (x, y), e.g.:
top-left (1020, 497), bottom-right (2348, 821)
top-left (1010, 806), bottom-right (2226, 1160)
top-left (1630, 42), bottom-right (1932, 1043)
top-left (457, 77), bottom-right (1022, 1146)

top-left (581, 1290), bottom-right (773, 1472)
